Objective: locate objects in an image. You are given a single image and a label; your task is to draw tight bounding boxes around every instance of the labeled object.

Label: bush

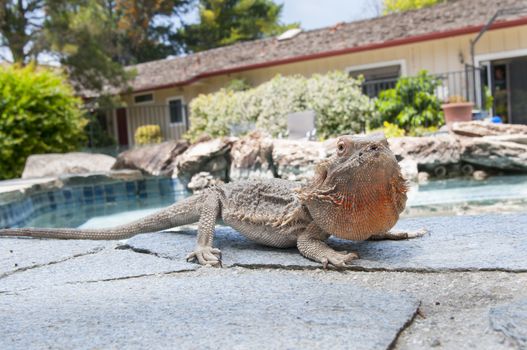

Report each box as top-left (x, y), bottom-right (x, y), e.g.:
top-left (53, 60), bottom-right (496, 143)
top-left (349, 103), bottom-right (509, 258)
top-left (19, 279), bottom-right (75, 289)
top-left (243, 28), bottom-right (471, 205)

top-left (374, 70), bottom-right (443, 132)
top-left (368, 121), bottom-right (406, 138)
top-left (134, 125), bottom-right (163, 145)
top-left (0, 65), bottom-right (86, 180)
top-left (187, 72), bottom-right (376, 141)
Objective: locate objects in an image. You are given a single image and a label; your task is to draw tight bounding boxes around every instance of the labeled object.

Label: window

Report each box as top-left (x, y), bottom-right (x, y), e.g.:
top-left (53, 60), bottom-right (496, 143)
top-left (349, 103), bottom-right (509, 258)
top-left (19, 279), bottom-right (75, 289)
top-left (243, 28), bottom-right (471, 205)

top-left (349, 64), bottom-right (402, 98)
top-left (349, 65), bottom-right (401, 82)
top-left (134, 93), bottom-right (154, 104)
top-left (169, 99), bottom-right (184, 124)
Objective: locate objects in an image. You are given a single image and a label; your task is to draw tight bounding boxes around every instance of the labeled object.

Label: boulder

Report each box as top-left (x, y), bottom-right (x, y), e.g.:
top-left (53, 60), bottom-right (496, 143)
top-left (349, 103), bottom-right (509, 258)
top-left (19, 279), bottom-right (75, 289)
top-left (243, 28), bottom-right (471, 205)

top-left (174, 137), bottom-right (236, 184)
top-left (22, 153), bottom-right (116, 179)
top-left (460, 138), bottom-right (527, 171)
top-left (112, 140), bottom-right (189, 176)
top-left (451, 121), bottom-right (527, 137)
top-left (271, 139), bottom-right (328, 182)
top-left (398, 158), bottom-right (418, 183)
top-left (388, 135), bottom-right (461, 167)
top-left (481, 134), bottom-right (527, 145)
top-left (230, 132), bottom-right (275, 180)
top-left (187, 172), bottom-right (224, 193)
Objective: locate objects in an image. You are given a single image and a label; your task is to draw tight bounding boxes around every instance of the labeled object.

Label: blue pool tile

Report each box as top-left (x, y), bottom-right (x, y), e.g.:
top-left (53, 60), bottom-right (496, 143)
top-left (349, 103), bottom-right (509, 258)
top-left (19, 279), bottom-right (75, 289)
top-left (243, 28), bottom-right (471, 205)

top-left (125, 181), bottom-right (136, 193)
top-left (94, 185), bottom-right (104, 200)
top-left (62, 189), bottom-right (73, 203)
top-left (83, 186), bottom-right (94, 199)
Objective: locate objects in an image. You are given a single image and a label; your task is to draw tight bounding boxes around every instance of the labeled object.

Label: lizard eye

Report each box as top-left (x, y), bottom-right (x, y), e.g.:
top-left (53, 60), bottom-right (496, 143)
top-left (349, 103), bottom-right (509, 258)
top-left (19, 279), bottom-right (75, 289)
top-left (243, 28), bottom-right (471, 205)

top-left (337, 141), bottom-right (346, 154)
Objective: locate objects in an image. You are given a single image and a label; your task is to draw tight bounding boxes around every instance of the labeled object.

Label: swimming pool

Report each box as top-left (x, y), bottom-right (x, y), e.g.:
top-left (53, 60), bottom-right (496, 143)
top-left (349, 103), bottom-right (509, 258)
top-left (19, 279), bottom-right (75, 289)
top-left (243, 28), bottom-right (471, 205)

top-left (1, 175), bottom-right (526, 229)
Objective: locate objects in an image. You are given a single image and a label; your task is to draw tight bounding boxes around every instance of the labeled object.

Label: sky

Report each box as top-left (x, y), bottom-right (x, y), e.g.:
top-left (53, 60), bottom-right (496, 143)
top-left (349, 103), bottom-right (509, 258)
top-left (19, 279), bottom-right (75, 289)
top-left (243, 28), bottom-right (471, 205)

top-left (280, 0), bottom-right (383, 30)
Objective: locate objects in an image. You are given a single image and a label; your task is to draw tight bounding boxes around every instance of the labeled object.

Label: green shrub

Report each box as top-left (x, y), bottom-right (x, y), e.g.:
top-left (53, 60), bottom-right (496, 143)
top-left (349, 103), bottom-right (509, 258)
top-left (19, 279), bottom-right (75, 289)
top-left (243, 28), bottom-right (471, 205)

top-left (0, 64), bottom-right (86, 180)
top-left (187, 72), bottom-right (376, 141)
top-left (368, 121), bottom-right (406, 138)
top-left (374, 70), bottom-right (443, 132)
top-left (134, 125), bottom-right (163, 145)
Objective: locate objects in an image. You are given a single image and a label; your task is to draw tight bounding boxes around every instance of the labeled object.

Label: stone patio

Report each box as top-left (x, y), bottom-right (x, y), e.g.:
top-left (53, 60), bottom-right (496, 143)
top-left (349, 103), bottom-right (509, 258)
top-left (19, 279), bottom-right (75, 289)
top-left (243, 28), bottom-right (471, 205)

top-left (1, 213), bottom-right (526, 349)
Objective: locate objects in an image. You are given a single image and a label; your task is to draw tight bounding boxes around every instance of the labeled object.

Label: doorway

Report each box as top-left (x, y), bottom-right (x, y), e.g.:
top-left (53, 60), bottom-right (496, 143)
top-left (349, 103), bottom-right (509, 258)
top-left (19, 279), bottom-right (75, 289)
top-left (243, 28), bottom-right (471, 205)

top-left (116, 108), bottom-right (129, 146)
top-left (482, 56), bottom-right (527, 124)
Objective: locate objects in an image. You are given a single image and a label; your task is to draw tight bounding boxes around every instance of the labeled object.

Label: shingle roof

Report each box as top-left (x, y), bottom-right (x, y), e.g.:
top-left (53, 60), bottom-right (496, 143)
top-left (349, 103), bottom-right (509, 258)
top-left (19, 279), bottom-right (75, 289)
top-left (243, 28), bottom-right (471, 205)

top-left (128, 0), bottom-right (527, 92)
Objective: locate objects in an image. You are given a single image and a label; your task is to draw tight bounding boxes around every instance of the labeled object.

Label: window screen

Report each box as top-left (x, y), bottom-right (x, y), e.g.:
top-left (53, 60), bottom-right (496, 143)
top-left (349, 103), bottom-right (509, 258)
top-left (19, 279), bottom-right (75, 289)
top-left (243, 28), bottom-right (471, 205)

top-left (134, 93), bottom-right (153, 104)
top-left (169, 99), bottom-right (183, 124)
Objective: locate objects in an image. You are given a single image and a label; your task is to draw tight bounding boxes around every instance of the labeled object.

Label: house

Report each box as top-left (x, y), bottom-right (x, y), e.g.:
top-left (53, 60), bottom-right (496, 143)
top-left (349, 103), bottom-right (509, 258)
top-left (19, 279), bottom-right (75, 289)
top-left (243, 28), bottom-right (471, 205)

top-left (102, 0), bottom-right (527, 147)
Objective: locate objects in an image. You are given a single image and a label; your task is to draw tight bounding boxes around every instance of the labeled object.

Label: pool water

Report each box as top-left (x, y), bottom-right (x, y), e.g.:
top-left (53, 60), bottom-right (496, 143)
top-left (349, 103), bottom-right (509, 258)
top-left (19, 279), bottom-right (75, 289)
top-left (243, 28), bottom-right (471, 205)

top-left (7, 175), bottom-right (527, 230)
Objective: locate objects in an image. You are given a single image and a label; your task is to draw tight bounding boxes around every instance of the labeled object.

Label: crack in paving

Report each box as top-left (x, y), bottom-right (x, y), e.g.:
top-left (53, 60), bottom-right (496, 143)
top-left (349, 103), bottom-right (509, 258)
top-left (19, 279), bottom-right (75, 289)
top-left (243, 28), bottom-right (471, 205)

top-left (0, 246), bottom-right (105, 280)
top-left (387, 302), bottom-right (422, 350)
top-left (231, 263), bottom-right (527, 273)
top-left (65, 268), bottom-right (198, 285)
top-left (115, 244), bottom-right (179, 261)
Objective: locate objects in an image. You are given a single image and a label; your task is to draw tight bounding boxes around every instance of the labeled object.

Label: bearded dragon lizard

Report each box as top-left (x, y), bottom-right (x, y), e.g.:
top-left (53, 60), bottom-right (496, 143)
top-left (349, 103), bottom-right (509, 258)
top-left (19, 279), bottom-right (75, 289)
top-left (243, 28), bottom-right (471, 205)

top-left (0, 134), bottom-right (424, 268)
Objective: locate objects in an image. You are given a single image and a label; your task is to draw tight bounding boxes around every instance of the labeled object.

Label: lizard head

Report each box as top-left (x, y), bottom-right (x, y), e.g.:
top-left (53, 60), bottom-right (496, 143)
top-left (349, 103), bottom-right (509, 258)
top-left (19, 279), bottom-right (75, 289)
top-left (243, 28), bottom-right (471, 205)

top-left (298, 133), bottom-right (408, 240)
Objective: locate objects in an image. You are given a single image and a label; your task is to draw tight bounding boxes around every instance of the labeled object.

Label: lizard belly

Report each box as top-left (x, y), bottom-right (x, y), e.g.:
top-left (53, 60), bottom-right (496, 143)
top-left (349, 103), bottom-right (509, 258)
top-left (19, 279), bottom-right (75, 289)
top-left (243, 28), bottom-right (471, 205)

top-left (223, 218), bottom-right (298, 248)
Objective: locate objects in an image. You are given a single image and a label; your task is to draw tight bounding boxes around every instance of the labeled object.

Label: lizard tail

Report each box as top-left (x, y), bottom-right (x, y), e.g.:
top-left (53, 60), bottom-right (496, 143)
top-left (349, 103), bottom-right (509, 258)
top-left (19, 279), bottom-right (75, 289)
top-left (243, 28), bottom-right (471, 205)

top-left (0, 194), bottom-right (203, 240)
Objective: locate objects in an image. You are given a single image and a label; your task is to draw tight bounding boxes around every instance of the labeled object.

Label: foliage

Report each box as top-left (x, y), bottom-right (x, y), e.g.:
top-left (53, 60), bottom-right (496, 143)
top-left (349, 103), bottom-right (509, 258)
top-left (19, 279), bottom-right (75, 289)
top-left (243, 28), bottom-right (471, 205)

top-left (225, 78), bottom-right (251, 92)
top-left (484, 86), bottom-right (494, 111)
top-left (368, 121), bottom-right (406, 138)
top-left (445, 95), bottom-right (467, 104)
top-left (178, 0), bottom-right (298, 52)
top-left (374, 70), bottom-right (443, 132)
top-left (187, 71), bottom-right (376, 141)
top-left (383, 0), bottom-right (443, 14)
top-left (0, 0), bottom-right (45, 64)
top-left (0, 65), bottom-right (86, 179)
top-left (85, 112), bottom-right (116, 147)
top-left (1, 0), bottom-right (194, 95)
top-left (407, 125), bottom-right (438, 136)
top-left (135, 124), bottom-right (163, 145)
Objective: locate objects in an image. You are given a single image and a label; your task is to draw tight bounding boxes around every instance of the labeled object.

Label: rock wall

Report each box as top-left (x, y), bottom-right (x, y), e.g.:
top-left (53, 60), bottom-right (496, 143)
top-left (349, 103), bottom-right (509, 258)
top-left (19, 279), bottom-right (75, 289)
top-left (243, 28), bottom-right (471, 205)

top-left (23, 121), bottom-right (525, 188)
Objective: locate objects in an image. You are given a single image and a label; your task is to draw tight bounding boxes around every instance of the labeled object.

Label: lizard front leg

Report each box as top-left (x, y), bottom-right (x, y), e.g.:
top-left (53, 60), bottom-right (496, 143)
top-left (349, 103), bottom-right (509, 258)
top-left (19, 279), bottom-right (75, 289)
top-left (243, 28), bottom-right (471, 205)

top-left (297, 223), bottom-right (358, 268)
top-left (368, 228), bottom-right (428, 241)
top-left (186, 192), bottom-right (222, 267)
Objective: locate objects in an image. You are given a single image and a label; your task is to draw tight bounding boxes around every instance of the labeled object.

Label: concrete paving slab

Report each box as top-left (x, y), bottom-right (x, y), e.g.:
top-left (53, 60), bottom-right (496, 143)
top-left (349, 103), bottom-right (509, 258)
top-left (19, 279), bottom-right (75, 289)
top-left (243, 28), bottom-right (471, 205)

top-left (0, 271), bottom-right (419, 350)
top-left (489, 298), bottom-right (527, 349)
top-left (0, 238), bottom-right (113, 278)
top-left (0, 247), bottom-right (197, 291)
top-left (126, 213), bottom-right (527, 271)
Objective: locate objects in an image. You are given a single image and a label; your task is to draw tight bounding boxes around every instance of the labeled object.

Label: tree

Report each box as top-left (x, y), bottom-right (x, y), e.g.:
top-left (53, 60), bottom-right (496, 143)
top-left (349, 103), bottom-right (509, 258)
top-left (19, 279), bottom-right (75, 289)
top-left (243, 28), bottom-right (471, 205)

top-left (0, 0), bottom-right (193, 94)
top-left (383, 0), bottom-right (444, 14)
top-left (178, 0), bottom-right (297, 53)
top-left (0, 64), bottom-right (86, 179)
top-left (0, 0), bottom-right (45, 64)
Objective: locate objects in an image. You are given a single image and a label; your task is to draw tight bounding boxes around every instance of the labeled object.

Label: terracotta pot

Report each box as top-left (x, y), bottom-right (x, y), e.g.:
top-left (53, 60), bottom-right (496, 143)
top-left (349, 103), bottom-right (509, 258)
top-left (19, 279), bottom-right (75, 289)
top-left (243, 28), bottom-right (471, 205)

top-left (442, 102), bottom-right (474, 126)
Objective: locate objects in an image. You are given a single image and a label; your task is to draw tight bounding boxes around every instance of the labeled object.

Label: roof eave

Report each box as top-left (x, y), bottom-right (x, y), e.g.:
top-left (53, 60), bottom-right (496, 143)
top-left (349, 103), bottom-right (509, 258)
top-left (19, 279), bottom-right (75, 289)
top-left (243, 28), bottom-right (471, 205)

top-left (129, 16), bottom-right (527, 94)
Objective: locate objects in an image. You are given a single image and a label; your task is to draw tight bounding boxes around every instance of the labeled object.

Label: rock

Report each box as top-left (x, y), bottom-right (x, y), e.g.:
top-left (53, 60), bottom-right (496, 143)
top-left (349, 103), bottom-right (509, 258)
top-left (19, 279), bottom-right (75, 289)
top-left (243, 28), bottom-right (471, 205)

top-left (417, 171), bottom-right (430, 184)
top-left (451, 121), bottom-right (527, 137)
top-left (272, 139), bottom-right (328, 182)
top-left (472, 170), bottom-right (489, 181)
top-left (22, 153), bottom-right (116, 179)
top-left (0, 271), bottom-right (419, 350)
top-left (489, 299), bottom-right (527, 349)
top-left (125, 213), bottom-right (527, 271)
top-left (482, 134), bottom-right (527, 145)
top-left (230, 132), bottom-right (275, 180)
top-left (174, 137), bottom-right (236, 184)
top-left (187, 172), bottom-right (224, 193)
top-left (388, 135), bottom-right (461, 168)
top-left (112, 140), bottom-right (189, 176)
top-left (460, 138), bottom-right (527, 171)
top-left (398, 158), bottom-right (418, 183)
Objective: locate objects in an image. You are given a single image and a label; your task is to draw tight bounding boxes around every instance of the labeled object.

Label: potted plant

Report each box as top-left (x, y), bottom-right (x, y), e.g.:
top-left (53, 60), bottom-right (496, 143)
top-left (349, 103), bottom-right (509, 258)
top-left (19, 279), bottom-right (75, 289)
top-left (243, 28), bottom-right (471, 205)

top-left (442, 95), bottom-right (474, 126)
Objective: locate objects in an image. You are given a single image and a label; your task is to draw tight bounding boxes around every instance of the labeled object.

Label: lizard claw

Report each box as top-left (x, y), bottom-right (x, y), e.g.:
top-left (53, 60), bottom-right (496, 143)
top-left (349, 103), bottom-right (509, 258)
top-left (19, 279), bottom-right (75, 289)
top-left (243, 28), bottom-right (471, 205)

top-left (320, 251), bottom-right (359, 269)
top-left (186, 246), bottom-right (222, 267)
